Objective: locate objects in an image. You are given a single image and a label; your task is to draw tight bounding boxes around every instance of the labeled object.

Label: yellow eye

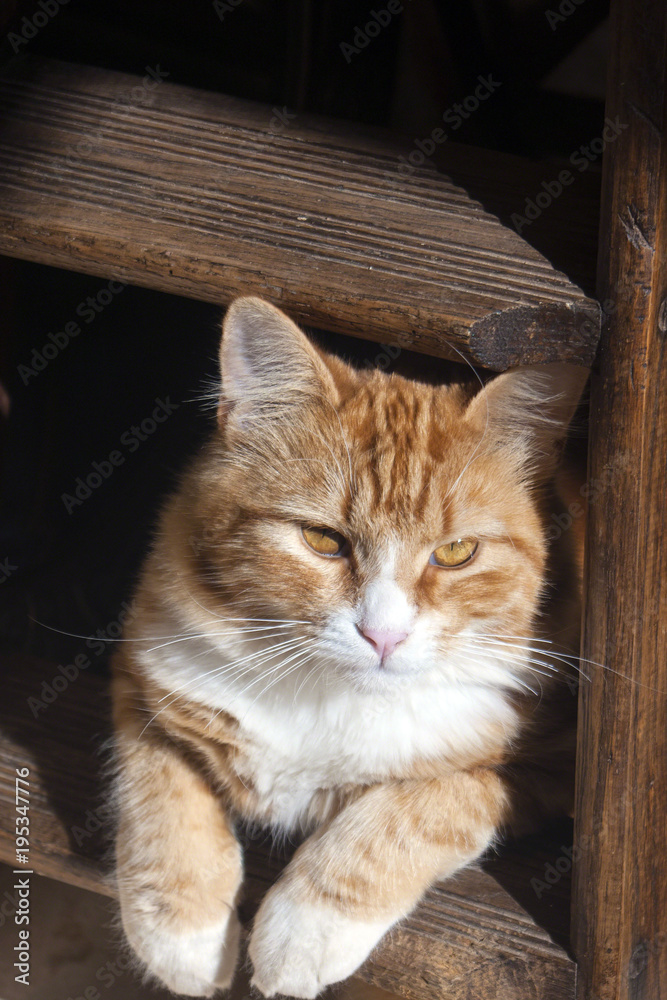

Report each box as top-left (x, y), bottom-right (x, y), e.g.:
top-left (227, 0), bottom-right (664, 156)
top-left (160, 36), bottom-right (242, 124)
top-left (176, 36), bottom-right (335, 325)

top-left (302, 526), bottom-right (349, 558)
top-left (430, 538), bottom-right (478, 568)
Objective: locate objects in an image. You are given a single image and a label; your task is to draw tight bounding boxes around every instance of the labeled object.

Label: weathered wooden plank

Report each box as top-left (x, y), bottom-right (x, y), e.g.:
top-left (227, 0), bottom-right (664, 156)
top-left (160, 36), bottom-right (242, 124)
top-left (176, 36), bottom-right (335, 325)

top-left (572, 0), bottom-right (667, 997)
top-left (0, 56), bottom-right (599, 370)
top-left (0, 652), bottom-right (574, 999)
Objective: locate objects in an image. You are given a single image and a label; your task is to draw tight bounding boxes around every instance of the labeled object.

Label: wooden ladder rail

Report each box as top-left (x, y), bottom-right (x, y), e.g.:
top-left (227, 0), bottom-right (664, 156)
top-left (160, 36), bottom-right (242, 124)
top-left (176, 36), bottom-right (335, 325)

top-left (572, 0), bottom-right (667, 997)
top-left (0, 56), bottom-right (600, 371)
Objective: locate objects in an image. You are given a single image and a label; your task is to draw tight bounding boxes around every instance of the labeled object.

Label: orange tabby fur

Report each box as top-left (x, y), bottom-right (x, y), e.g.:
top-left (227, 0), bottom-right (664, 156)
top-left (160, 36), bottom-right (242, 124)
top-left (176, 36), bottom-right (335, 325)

top-left (111, 297), bottom-right (587, 997)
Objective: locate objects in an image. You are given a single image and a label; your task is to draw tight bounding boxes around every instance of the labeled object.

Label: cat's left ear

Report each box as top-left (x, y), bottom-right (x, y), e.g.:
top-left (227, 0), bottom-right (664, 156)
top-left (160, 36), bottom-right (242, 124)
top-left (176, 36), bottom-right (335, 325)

top-left (217, 297), bottom-right (339, 432)
top-left (465, 363), bottom-right (589, 477)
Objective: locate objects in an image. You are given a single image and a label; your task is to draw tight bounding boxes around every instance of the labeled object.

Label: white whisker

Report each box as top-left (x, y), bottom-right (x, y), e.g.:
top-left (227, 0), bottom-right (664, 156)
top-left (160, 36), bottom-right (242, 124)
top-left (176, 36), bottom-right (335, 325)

top-left (156, 635), bottom-right (311, 704)
top-left (145, 624), bottom-right (300, 655)
top-left (458, 640), bottom-right (579, 681)
top-left (237, 645), bottom-right (320, 725)
top-left (139, 636), bottom-right (312, 738)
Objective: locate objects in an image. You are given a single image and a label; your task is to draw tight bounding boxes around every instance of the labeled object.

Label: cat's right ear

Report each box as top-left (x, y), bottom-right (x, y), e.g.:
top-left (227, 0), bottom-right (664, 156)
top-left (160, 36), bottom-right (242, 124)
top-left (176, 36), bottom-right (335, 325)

top-left (465, 363), bottom-right (589, 479)
top-left (217, 297), bottom-right (339, 433)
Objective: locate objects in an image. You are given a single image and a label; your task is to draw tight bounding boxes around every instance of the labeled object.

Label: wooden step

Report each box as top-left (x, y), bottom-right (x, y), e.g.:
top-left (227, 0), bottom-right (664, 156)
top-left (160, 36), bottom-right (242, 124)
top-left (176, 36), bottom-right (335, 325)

top-left (0, 56), bottom-right (599, 370)
top-left (0, 651), bottom-right (575, 1000)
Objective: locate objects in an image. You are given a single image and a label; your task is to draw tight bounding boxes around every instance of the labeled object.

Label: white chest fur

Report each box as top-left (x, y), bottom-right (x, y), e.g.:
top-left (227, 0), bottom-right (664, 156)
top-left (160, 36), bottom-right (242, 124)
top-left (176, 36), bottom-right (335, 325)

top-left (143, 630), bottom-right (517, 831)
top-left (231, 682), bottom-right (513, 828)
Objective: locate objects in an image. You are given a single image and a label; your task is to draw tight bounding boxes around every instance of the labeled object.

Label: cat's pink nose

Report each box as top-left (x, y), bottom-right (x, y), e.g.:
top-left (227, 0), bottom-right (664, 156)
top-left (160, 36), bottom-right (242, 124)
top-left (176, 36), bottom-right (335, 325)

top-left (360, 627), bottom-right (410, 660)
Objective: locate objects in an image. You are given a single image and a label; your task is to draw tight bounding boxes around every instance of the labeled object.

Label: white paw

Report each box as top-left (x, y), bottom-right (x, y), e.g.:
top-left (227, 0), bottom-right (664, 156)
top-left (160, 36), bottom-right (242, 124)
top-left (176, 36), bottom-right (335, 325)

top-left (249, 886), bottom-right (395, 999)
top-left (125, 907), bottom-right (241, 996)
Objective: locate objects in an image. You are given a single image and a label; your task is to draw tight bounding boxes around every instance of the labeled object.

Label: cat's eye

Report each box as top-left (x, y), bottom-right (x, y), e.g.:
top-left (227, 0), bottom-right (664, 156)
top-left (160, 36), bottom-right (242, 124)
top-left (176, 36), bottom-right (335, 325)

top-left (430, 538), bottom-right (478, 568)
top-left (302, 526), bottom-right (349, 558)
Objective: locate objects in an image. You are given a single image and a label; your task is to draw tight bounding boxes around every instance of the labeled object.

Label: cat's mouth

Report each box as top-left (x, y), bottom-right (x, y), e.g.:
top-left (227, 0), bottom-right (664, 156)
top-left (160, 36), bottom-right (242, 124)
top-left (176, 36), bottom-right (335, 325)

top-left (341, 653), bottom-right (430, 694)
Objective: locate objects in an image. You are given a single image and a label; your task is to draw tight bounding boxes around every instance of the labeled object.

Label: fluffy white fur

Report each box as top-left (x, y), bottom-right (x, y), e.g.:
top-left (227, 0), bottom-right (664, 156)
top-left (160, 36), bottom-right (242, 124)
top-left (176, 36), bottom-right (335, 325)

top-left (249, 887), bottom-right (396, 998)
top-left (122, 908), bottom-right (240, 997)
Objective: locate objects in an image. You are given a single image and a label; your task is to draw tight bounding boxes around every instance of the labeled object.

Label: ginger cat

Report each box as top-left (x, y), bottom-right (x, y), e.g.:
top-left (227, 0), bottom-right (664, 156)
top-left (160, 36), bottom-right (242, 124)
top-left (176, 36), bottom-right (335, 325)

top-left (111, 297), bottom-right (587, 998)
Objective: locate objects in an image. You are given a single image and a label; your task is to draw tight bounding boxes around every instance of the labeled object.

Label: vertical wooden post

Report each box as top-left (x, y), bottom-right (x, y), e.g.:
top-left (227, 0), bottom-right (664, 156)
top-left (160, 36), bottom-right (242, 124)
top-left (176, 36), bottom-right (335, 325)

top-left (572, 1), bottom-right (667, 999)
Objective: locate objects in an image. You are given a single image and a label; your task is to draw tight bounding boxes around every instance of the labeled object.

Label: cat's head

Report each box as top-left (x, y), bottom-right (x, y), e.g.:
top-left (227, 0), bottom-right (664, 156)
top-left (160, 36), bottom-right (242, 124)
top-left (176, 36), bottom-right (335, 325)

top-left (184, 297), bottom-right (587, 696)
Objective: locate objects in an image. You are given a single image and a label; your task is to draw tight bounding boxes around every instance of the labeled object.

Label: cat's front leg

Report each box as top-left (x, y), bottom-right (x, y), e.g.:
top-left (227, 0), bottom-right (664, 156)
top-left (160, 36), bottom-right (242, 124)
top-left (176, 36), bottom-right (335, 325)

top-left (113, 672), bottom-right (243, 997)
top-left (249, 769), bottom-right (508, 999)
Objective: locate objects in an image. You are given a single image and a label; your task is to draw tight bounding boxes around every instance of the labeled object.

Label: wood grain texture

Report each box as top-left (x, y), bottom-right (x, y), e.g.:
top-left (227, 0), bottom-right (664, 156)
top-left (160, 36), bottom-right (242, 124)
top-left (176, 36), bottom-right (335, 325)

top-left (0, 56), bottom-right (599, 370)
top-left (572, 0), bottom-right (667, 997)
top-left (0, 652), bottom-right (575, 999)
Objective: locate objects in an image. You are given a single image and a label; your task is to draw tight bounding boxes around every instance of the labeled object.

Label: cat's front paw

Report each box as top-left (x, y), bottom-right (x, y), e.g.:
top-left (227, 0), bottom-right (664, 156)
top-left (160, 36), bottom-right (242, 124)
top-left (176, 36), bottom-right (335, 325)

top-left (122, 904), bottom-right (241, 997)
top-left (248, 885), bottom-right (394, 999)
